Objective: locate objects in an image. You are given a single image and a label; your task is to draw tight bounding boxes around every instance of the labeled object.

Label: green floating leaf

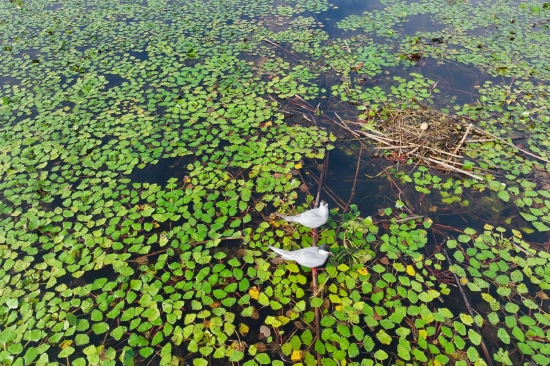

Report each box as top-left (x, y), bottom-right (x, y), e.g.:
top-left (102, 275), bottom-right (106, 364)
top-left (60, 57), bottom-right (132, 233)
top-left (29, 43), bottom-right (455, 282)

top-left (374, 349), bottom-right (389, 360)
top-left (497, 190), bottom-right (510, 202)
top-left (497, 328), bottom-right (510, 344)
top-left (58, 347), bottom-right (75, 358)
top-left (310, 298), bottom-right (324, 307)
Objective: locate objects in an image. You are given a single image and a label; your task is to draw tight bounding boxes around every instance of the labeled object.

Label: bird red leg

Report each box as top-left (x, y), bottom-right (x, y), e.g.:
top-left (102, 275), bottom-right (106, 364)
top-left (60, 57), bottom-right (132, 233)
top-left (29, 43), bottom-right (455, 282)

top-left (312, 267), bottom-right (317, 274)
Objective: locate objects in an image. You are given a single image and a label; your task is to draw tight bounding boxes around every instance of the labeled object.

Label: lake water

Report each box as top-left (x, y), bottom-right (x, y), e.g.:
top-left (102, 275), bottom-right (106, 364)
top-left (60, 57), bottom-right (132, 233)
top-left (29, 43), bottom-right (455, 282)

top-left (1, 0), bottom-right (550, 365)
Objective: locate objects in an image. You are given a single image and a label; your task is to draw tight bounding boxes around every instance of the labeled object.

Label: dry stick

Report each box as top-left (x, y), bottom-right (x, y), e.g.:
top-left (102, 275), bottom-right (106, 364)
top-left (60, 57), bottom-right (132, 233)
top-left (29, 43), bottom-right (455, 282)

top-left (262, 38), bottom-right (298, 59)
top-left (352, 130), bottom-right (396, 145)
top-left (356, 131), bottom-right (463, 159)
top-left (377, 215), bottom-right (425, 224)
top-left (335, 147), bottom-right (363, 240)
top-left (365, 136), bottom-right (464, 159)
top-left (333, 113), bottom-right (375, 155)
top-left (419, 155), bottom-right (485, 181)
top-left (343, 39), bottom-right (351, 53)
top-left (381, 166), bottom-right (415, 213)
top-left (307, 170), bottom-right (346, 209)
top-left (403, 144), bottom-right (422, 157)
top-left (452, 123), bottom-right (473, 156)
top-left (465, 138), bottom-right (495, 143)
top-left (312, 152), bottom-right (329, 366)
top-left (373, 144), bottom-right (416, 150)
top-left (473, 125), bottom-right (550, 163)
top-left (443, 249), bottom-right (494, 366)
top-left (344, 146), bottom-right (362, 213)
top-left (314, 152), bottom-right (330, 208)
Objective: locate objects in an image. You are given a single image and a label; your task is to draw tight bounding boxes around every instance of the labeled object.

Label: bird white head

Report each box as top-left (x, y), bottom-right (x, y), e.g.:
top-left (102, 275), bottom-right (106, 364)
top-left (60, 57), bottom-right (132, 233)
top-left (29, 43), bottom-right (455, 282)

top-left (319, 245), bottom-right (334, 257)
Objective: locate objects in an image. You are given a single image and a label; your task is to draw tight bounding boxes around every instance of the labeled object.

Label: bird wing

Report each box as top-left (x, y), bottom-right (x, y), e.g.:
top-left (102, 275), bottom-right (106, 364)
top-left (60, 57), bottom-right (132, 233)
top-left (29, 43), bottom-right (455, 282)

top-left (275, 212), bottom-right (294, 221)
top-left (276, 207), bottom-right (320, 221)
top-left (293, 247), bottom-right (328, 267)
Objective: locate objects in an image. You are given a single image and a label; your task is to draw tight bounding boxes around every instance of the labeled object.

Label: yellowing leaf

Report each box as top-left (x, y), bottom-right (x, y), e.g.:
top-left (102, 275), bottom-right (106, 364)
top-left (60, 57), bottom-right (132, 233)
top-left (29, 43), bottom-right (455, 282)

top-left (264, 121), bottom-right (272, 127)
top-left (511, 229), bottom-right (522, 238)
top-left (60, 340), bottom-right (73, 349)
top-left (239, 323), bottom-right (249, 336)
top-left (406, 265), bottom-right (416, 276)
top-left (460, 277), bottom-right (468, 285)
top-left (249, 286), bottom-right (260, 300)
top-left (357, 267), bottom-right (368, 276)
top-left (294, 162), bottom-right (302, 169)
top-left (481, 293), bottom-right (495, 303)
top-left (291, 350), bottom-right (303, 361)
top-left (335, 305), bottom-right (344, 311)
top-left (419, 329), bottom-right (427, 339)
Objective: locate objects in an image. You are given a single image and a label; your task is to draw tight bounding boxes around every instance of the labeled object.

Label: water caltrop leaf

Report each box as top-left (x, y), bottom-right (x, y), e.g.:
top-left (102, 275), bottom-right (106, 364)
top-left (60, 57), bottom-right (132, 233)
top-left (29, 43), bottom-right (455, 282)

top-left (497, 190), bottom-right (510, 202)
top-left (466, 346), bottom-right (479, 362)
top-left (497, 328), bottom-right (510, 344)
top-left (374, 350), bottom-right (389, 360)
top-left (532, 221), bottom-right (550, 232)
top-left (58, 347), bottom-right (75, 358)
top-left (468, 329), bottom-right (481, 345)
top-left (256, 353), bottom-right (271, 364)
top-left (258, 292), bottom-right (270, 306)
top-left (453, 251), bottom-right (465, 263)
top-left (311, 297), bottom-right (324, 307)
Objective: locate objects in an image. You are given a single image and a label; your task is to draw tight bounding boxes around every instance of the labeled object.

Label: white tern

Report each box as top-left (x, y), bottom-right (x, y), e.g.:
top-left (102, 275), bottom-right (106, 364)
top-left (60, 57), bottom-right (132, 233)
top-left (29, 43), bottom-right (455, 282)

top-left (275, 201), bottom-right (329, 229)
top-left (268, 245), bottom-right (334, 269)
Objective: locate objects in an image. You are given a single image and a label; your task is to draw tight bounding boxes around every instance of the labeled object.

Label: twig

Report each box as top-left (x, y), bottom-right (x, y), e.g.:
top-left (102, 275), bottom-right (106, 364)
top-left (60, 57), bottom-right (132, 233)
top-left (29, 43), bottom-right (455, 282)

top-left (344, 147), bottom-right (362, 213)
top-left (403, 145), bottom-right (422, 157)
top-left (465, 138), bottom-right (495, 143)
top-left (373, 145), bottom-right (415, 150)
top-left (443, 249), bottom-right (494, 366)
top-left (343, 40), bottom-right (351, 53)
top-left (353, 129), bottom-right (396, 144)
top-left (375, 215), bottom-right (425, 225)
top-left (314, 152), bottom-right (330, 209)
top-left (312, 152), bottom-right (329, 366)
top-left (473, 126), bottom-right (550, 163)
top-left (452, 123), bottom-right (473, 156)
top-left (381, 167), bottom-right (415, 213)
top-left (263, 38), bottom-right (298, 58)
top-left (313, 274), bottom-right (331, 297)
top-left (306, 169), bottom-right (346, 209)
top-left (394, 215), bottom-right (424, 224)
top-left (335, 147), bottom-right (363, 239)
top-left (418, 155), bottom-right (484, 181)
top-left (511, 242), bottom-right (534, 256)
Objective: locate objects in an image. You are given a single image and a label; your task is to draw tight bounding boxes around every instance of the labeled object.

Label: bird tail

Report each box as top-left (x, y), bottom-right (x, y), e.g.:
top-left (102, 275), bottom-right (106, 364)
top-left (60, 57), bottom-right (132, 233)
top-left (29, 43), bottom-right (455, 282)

top-left (268, 246), bottom-right (292, 259)
top-left (275, 212), bottom-right (294, 222)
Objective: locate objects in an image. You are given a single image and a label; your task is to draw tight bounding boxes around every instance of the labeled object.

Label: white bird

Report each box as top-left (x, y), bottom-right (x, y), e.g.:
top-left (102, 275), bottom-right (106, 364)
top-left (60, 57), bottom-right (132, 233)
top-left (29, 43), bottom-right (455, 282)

top-left (268, 245), bottom-right (334, 271)
top-left (275, 201), bottom-right (329, 229)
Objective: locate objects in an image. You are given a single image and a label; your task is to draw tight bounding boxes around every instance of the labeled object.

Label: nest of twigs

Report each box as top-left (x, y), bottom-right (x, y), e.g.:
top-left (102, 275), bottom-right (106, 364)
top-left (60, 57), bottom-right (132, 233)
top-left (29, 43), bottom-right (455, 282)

top-left (376, 107), bottom-right (465, 160)
top-left (334, 105), bottom-right (485, 180)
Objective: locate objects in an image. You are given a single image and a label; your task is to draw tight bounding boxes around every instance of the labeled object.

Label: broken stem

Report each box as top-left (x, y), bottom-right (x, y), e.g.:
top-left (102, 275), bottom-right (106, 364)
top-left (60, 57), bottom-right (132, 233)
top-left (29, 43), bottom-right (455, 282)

top-left (452, 123), bottom-right (473, 156)
top-left (443, 249), bottom-right (494, 366)
top-left (473, 125), bottom-right (550, 163)
top-left (418, 155), bottom-right (484, 181)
